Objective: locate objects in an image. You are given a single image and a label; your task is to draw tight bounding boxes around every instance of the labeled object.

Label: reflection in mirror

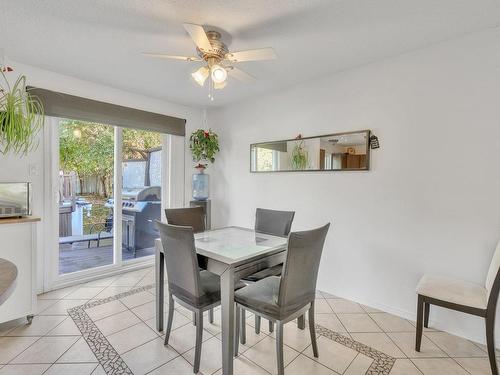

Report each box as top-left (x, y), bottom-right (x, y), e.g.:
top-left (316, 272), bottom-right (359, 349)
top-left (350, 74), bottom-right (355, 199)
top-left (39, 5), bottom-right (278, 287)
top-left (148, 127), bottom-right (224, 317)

top-left (250, 130), bottom-right (370, 172)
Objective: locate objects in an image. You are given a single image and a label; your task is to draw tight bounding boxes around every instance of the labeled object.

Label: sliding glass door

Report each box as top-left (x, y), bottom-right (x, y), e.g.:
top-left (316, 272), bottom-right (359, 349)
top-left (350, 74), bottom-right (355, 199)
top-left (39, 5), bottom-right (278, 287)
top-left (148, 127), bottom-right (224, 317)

top-left (121, 128), bottom-right (163, 262)
top-left (58, 120), bottom-right (116, 274)
top-left (55, 119), bottom-right (165, 277)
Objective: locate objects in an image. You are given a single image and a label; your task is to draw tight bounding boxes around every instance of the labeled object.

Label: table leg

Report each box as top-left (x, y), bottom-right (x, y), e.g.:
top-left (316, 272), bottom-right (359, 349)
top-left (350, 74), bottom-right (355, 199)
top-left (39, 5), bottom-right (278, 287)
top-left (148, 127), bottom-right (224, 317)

top-left (155, 242), bottom-right (164, 332)
top-left (220, 267), bottom-right (235, 375)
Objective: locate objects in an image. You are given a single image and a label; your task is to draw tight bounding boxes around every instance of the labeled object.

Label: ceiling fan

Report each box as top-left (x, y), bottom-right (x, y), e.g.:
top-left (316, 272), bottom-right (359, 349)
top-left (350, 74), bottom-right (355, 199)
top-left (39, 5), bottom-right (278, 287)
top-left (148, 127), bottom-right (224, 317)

top-left (143, 23), bottom-right (277, 100)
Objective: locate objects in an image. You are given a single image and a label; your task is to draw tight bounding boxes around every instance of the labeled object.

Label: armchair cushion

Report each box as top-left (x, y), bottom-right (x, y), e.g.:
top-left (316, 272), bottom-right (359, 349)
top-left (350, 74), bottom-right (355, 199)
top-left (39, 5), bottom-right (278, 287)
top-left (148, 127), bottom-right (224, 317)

top-left (416, 275), bottom-right (487, 310)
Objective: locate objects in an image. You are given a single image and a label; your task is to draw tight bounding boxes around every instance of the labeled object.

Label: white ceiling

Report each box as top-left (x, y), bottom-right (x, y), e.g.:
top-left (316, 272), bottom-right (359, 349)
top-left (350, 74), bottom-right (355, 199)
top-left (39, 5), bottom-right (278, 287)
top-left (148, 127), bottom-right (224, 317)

top-left (2, 0), bottom-right (500, 108)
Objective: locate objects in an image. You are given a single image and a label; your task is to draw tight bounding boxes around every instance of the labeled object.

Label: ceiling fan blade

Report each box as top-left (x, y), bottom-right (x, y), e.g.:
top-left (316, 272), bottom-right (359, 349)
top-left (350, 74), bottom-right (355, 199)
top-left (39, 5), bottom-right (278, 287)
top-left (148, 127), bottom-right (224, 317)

top-left (225, 48), bottom-right (277, 62)
top-left (142, 53), bottom-right (201, 62)
top-left (228, 67), bottom-right (256, 83)
top-left (183, 23), bottom-right (213, 52)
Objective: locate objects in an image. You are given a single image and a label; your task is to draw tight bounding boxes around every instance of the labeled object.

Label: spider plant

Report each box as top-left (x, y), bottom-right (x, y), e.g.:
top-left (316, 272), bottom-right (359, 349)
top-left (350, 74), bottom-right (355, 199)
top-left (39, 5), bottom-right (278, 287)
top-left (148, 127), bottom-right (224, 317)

top-left (291, 139), bottom-right (308, 170)
top-left (0, 71), bottom-right (44, 155)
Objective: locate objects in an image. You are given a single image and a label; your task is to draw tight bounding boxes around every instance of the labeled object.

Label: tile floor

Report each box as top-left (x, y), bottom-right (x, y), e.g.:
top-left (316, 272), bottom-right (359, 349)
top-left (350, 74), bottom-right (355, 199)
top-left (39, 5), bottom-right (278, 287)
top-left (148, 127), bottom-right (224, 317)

top-left (0, 267), bottom-right (496, 375)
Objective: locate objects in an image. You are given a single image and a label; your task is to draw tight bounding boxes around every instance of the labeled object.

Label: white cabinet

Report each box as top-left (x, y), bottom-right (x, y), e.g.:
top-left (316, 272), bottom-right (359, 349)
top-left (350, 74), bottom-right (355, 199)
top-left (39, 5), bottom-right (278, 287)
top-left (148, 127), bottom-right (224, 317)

top-left (0, 218), bottom-right (39, 323)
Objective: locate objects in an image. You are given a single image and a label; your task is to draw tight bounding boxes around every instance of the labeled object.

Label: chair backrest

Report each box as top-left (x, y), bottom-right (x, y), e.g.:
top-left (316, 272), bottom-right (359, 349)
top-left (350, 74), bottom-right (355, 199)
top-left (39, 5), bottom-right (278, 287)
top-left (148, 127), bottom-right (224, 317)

top-left (165, 207), bottom-right (205, 233)
top-left (277, 223), bottom-right (330, 310)
top-left (255, 208), bottom-right (295, 237)
top-left (155, 221), bottom-right (202, 301)
top-left (485, 239), bottom-right (500, 304)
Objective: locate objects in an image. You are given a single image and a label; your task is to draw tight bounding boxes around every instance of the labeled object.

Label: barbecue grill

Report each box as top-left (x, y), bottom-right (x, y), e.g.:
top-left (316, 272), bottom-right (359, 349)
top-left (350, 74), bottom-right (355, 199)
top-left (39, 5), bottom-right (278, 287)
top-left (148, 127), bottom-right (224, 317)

top-left (105, 186), bottom-right (161, 255)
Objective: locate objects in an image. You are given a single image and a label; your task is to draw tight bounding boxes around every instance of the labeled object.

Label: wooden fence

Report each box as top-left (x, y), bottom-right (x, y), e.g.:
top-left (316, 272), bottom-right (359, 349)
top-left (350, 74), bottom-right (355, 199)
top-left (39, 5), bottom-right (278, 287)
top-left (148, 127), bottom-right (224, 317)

top-left (59, 172), bottom-right (110, 199)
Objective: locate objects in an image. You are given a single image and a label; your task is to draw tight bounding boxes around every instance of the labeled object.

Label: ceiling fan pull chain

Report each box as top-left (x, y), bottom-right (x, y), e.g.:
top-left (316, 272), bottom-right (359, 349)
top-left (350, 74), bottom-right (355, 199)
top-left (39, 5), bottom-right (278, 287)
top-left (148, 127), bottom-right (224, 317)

top-left (208, 78), bottom-right (214, 101)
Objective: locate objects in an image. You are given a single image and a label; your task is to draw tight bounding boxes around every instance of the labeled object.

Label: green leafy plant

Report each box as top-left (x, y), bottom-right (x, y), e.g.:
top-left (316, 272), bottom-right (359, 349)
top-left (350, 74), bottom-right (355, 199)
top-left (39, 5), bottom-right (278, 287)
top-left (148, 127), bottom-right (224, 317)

top-left (189, 128), bottom-right (220, 168)
top-left (59, 120), bottom-right (161, 197)
top-left (0, 71), bottom-right (44, 155)
top-left (291, 139), bottom-right (308, 170)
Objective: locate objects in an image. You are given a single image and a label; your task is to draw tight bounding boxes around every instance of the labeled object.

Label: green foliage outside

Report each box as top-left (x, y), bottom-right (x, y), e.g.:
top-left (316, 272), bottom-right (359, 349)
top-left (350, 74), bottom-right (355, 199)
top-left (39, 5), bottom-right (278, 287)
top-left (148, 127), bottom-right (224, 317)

top-left (256, 148), bottom-right (275, 171)
top-left (81, 194), bottom-right (112, 235)
top-left (59, 120), bottom-right (161, 235)
top-left (59, 119), bottom-right (161, 197)
top-left (59, 120), bottom-right (114, 197)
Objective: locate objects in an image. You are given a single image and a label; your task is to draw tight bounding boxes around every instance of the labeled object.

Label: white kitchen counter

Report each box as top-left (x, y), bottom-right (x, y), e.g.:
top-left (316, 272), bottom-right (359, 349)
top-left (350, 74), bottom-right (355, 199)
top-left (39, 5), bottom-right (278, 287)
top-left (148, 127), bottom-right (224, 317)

top-left (0, 217), bottom-right (40, 324)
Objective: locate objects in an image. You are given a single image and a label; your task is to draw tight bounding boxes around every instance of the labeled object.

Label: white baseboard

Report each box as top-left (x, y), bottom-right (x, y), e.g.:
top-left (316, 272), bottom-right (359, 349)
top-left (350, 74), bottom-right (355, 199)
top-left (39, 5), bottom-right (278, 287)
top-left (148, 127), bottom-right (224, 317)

top-left (320, 288), bottom-right (495, 347)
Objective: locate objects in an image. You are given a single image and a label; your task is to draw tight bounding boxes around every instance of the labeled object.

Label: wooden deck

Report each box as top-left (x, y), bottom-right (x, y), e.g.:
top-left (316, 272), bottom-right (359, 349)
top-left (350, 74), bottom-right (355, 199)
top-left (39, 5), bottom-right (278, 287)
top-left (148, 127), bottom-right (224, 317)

top-left (59, 240), bottom-right (154, 274)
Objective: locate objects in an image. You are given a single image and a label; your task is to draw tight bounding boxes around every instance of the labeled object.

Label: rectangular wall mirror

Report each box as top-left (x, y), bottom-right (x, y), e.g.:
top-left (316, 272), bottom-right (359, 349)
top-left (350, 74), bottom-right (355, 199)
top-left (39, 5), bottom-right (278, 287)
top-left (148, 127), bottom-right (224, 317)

top-left (250, 130), bottom-right (370, 172)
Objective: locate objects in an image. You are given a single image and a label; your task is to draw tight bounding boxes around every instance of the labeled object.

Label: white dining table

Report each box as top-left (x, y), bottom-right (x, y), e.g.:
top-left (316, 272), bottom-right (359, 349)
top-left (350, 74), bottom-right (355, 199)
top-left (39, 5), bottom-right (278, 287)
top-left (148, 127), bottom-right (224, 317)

top-left (155, 226), bottom-right (288, 375)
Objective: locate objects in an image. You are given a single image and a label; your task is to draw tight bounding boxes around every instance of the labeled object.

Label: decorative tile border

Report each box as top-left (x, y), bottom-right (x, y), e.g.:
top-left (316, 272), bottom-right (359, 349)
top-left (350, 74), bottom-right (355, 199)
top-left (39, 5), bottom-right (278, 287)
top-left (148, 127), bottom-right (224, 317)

top-left (68, 285), bottom-right (153, 375)
top-left (315, 325), bottom-right (395, 375)
top-left (68, 285), bottom-right (395, 375)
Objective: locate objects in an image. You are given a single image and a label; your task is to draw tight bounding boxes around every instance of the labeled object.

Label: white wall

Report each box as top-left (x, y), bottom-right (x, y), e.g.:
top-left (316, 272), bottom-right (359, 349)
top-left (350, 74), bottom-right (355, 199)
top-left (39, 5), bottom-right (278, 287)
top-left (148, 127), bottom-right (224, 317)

top-left (0, 61), bottom-right (203, 292)
top-left (207, 28), bottom-right (500, 344)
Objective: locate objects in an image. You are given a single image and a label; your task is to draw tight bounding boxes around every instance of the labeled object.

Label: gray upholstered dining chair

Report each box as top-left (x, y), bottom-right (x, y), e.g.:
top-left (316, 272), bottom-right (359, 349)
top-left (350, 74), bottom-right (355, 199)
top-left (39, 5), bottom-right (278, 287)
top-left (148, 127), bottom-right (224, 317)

top-left (165, 207), bottom-right (206, 234)
top-left (240, 208), bottom-right (295, 338)
top-left (165, 207), bottom-right (207, 270)
top-left (235, 223), bottom-right (330, 375)
top-left (415, 239), bottom-right (500, 375)
top-left (156, 221), bottom-right (246, 374)
top-left (165, 207), bottom-right (214, 323)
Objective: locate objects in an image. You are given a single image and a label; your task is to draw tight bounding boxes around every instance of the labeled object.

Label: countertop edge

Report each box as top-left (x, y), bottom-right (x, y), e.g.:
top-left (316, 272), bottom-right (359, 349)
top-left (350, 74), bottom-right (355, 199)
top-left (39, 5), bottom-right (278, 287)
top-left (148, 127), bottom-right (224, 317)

top-left (0, 216), bottom-right (42, 225)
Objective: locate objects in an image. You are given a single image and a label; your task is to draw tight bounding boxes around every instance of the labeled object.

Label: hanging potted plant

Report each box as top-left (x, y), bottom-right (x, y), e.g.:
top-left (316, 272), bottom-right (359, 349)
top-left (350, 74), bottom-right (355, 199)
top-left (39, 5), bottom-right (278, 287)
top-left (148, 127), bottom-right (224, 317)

top-left (0, 69), bottom-right (44, 155)
top-left (189, 128), bottom-right (219, 200)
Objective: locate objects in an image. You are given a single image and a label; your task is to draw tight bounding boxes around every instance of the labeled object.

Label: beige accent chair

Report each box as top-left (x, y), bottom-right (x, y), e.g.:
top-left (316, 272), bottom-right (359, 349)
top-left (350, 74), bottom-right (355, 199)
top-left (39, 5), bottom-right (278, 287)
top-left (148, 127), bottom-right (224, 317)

top-left (415, 239), bottom-right (500, 375)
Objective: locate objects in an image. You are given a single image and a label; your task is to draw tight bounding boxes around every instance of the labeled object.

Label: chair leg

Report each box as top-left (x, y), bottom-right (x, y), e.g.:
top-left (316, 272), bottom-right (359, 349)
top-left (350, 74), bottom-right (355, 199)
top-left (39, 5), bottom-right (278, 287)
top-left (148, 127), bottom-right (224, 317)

top-left (486, 314), bottom-right (498, 375)
top-left (424, 302), bottom-right (430, 328)
top-left (415, 295), bottom-right (424, 352)
top-left (255, 315), bottom-right (261, 334)
top-left (164, 293), bottom-right (175, 346)
top-left (234, 306), bottom-right (240, 356)
top-left (276, 321), bottom-right (284, 375)
top-left (192, 311), bottom-right (196, 326)
top-left (269, 320), bottom-right (274, 333)
top-left (297, 314), bottom-right (305, 330)
top-left (240, 308), bottom-right (247, 345)
top-left (309, 302), bottom-right (319, 358)
top-left (155, 249), bottom-right (164, 332)
top-left (208, 308), bottom-right (214, 324)
top-left (193, 310), bottom-right (203, 374)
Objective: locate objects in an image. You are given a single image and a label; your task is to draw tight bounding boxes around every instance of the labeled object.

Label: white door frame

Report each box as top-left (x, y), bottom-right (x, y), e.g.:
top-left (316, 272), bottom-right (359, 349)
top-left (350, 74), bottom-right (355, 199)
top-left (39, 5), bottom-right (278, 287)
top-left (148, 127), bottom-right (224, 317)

top-left (42, 117), bottom-right (184, 292)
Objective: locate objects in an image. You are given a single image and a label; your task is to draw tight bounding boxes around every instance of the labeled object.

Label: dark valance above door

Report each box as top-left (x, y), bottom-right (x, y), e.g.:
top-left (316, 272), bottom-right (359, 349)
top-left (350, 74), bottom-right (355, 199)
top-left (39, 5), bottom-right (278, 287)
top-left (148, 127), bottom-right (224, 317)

top-left (28, 87), bottom-right (186, 136)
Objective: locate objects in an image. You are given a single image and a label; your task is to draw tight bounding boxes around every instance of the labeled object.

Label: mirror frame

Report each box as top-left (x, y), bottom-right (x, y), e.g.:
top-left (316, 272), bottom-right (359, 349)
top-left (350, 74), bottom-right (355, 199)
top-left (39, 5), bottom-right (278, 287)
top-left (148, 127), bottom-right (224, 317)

top-left (250, 129), bottom-right (371, 173)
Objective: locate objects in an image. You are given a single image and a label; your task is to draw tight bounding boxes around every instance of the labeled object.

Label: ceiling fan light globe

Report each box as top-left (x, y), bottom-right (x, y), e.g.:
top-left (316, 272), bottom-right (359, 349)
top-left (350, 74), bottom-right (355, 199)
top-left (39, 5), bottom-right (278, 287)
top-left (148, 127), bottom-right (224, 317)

top-left (191, 66), bottom-right (209, 86)
top-left (211, 65), bottom-right (227, 83)
top-left (214, 80), bottom-right (227, 90)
